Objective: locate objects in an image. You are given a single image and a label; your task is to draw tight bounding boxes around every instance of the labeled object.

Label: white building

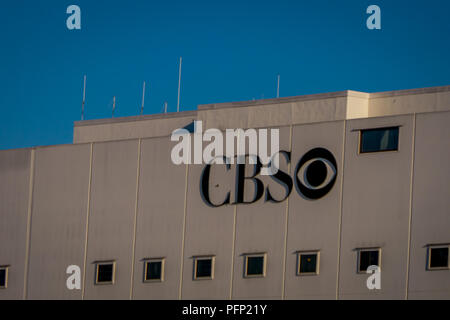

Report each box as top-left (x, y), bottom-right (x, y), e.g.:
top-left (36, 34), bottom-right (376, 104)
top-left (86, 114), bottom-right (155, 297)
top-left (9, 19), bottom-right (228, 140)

top-left (0, 85), bottom-right (449, 299)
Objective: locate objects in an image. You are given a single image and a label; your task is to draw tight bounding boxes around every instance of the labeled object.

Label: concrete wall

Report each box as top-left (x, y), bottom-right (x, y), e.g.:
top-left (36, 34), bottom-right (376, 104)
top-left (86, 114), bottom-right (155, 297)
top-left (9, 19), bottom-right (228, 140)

top-left (181, 160), bottom-right (235, 299)
top-left (230, 127), bottom-right (291, 300)
top-left (72, 86), bottom-right (450, 145)
top-left (408, 111), bottom-right (450, 299)
top-left (74, 112), bottom-right (197, 144)
top-left (132, 137), bottom-right (187, 299)
top-left (0, 149), bottom-right (32, 299)
top-left (369, 87), bottom-right (450, 118)
top-left (339, 115), bottom-right (414, 299)
top-left (83, 140), bottom-right (139, 300)
top-left (284, 121), bottom-right (345, 300)
top-left (197, 97), bottom-right (349, 131)
top-left (27, 144), bottom-right (91, 299)
top-left (1, 107), bottom-right (450, 300)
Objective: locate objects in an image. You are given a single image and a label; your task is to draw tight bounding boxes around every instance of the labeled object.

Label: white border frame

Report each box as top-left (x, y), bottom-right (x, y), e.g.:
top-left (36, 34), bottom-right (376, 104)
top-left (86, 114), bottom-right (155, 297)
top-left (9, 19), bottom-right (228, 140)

top-left (427, 244), bottom-right (450, 271)
top-left (357, 248), bottom-right (381, 274)
top-left (143, 258), bottom-right (165, 283)
top-left (0, 266), bottom-right (8, 289)
top-left (296, 251), bottom-right (320, 276)
top-left (358, 126), bottom-right (400, 155)
top-left (95, 261), bottom-right (116, 285)
top-left (193, 256), bottom-right (215, 280)
top-left (244, 253), bottom-right (267, 278)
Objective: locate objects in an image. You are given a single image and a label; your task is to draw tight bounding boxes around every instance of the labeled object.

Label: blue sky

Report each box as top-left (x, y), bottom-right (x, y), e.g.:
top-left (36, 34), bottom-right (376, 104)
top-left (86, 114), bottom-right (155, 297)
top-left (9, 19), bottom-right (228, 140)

top-left (1, 0), bottom-right (449, 150)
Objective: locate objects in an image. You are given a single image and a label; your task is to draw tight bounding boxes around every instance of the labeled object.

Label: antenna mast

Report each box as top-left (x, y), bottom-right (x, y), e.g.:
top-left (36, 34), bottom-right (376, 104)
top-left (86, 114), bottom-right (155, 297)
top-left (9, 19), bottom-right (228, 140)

top-left (141, 81), bottom-right (146, 115)
top-left (177, 57), bottom-right (182, 112)
top-left (277, 75), bottom-right (280, 98)
top-left (112, 96), bottom-right (116, 118)
top-left (81, 75), bottom-right (86, 120)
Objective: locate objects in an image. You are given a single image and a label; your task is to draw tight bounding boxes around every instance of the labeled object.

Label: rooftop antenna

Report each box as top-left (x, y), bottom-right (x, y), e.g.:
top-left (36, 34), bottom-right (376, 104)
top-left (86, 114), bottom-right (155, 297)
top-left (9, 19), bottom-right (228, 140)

top-left (112, 96), bottom-right (116, 118)
top-left (277, 74), bottom-right (280, 98)
top-left (164, 101), bottom-right (168, 113)
top-left (140, 81), bottom-right (146, 115)
top-left (177, 57), bottom-right (182, 112)
top-left (81, 75), bottom-right (86, 120)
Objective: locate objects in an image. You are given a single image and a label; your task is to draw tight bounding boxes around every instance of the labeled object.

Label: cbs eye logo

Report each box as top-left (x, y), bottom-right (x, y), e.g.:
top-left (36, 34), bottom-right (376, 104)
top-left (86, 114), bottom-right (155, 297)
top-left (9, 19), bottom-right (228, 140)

top-left (295, 148), bottom-right (337, 200)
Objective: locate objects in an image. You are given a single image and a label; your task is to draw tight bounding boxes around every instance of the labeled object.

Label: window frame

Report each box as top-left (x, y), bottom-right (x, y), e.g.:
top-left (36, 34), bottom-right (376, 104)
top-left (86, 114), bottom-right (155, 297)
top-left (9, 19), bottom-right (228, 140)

top-left (357, 248), bottom-right (381, 274)
top-left (244, 253), bottom-right (267, 279)
top-left (193, 256), bottom-right (215, 280)
top-left (143, 258), bottom-right (165, 283)
top-left (95, 261), bottom-right (116, 285)
top-left (358, 126), bottom-right (400, 154)
top-left (0, 266), bottom-right (9, 289)
top-left (427, 244), bottom-right (450, 271)
top-left (296, 251), bottom-right (320, 276)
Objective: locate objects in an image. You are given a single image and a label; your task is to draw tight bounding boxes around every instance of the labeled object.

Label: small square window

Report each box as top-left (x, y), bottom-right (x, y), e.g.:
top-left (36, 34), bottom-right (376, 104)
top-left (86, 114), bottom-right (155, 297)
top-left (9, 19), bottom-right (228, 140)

top-left (360, 127), bottom-right (399, 153)
top-left (297, 252), bottom-right (319, 275)
top-left (427, 245), bottom-right (449, 270)
top-left (95, 262), bottom-right (115, 285)
top-left (0, 266), bottom-right (8, 289)
top-left (193, 256), bottom-right (214, 280)
top-left (244, 254), bottom-right (266, 278)
top-left (144, 258), bottom-right (164, 282)
top-left (358, 249), bottom-right (381, 273)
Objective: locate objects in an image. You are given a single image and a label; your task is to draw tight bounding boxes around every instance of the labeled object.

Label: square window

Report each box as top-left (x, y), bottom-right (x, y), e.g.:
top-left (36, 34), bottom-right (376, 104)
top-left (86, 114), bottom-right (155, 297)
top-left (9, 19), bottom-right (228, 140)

top-left (244, 254), bottom-right (266, 278)
top-left (297, 252), bottom-right (319, 275)
top-left (358, 249), bottom-right (380, 273)
top-left (95, 262), bottom-right (115, 285)
top-left (360, 127), bottom-right (399, 153)
top-left (144, 259), bottom-right (164, 282)
top-left (194, 256), bottom-right (214, 280)
top-left (0, 267), bottom-right (8, 289)
top-left (427, 246), bottom-right (449, 270)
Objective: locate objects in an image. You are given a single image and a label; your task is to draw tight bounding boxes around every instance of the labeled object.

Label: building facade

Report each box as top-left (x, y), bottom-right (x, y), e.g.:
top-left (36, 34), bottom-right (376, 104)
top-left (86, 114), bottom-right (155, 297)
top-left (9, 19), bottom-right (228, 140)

top-left (0, 86), bottom-right (449, 300)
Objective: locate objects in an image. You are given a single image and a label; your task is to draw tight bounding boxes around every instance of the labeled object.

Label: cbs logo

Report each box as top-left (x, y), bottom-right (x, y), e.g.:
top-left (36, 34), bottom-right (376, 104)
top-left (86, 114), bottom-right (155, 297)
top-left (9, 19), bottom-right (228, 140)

top-left (201, 147), bottom-right (338, 206)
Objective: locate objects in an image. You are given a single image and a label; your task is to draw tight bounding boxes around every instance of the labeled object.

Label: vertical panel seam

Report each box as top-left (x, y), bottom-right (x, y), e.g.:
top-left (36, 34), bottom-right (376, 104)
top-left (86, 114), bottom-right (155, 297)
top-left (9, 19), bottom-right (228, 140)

top-left (405, 113), bottom-right (416, 300)
top-left (81, 143), bottom-right (94, 300)
top-left (178, 164), bottom-right (189, 299)
top-left (129, 139), bottom-right (142, 300)
top-left (281, 124), bottom-right (293, 300)
top-left (229, 205), bottom-right (237, 300)
top-left (335, 120), bottom-right (347, 300)
top-left (23, 148), bottom-right (35, 300)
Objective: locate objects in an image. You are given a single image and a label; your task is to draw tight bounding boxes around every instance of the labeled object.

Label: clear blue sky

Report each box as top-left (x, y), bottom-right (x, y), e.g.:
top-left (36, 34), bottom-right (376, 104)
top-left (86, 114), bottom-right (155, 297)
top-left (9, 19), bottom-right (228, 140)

top-left (1, 0), bottom-right (449, 150)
